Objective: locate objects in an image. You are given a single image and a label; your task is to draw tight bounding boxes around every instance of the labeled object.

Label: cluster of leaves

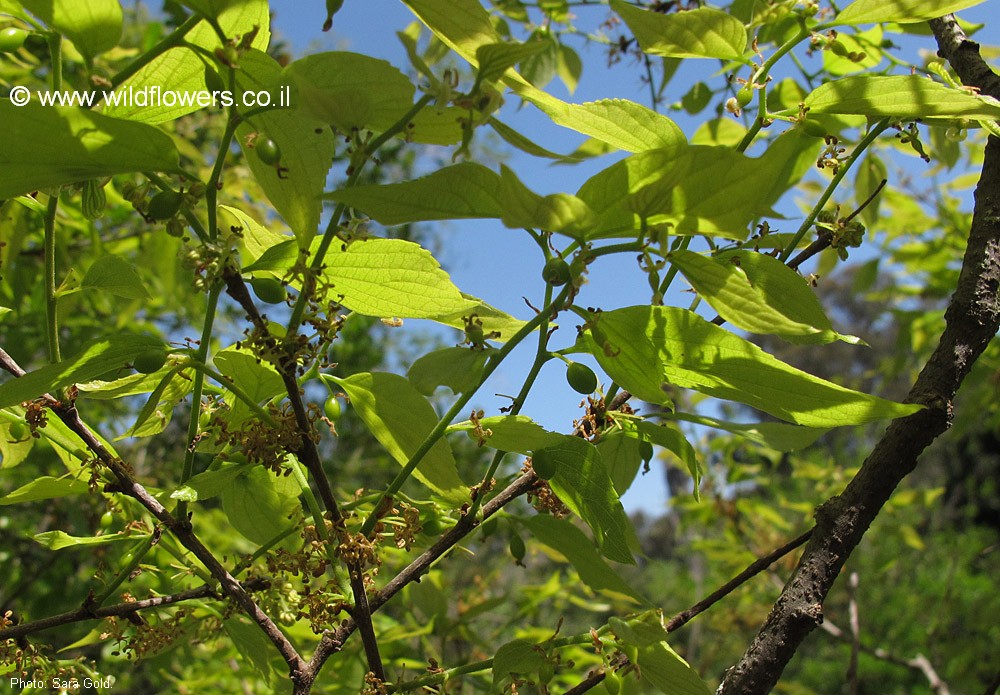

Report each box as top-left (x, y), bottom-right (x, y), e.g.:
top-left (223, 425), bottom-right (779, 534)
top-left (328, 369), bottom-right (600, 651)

top-left (1, 0), bottom-right (998, 694)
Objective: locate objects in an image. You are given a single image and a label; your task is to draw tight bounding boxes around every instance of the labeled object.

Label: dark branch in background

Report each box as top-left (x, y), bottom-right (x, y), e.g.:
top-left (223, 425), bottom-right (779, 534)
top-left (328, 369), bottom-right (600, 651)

top-left (562, 530), bottom-right (815, 695)
top-left (0, 347), bottom-right (309, 683)
top-left (819, 618), bottom-right (952, 695)
top-left (717, 14), bottom-right (1000, 694)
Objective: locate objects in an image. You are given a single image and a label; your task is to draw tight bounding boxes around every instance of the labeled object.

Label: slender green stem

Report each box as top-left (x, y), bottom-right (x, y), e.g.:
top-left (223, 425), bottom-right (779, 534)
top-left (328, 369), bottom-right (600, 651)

top-left (177, 284), bottom-right (223, 519)
top-left (91, 536), bottom-right (154, 606)
top-left (657, 235), bottom-right (691, 298)
top-left (286, 95), bottom-right (435, 335)
top-left (778, 119), bottom-right (889, 263)
top-left (206, 110), bottom-right (243, 241)
top-left (468, 284), bottom-right (556, 519)
top-left (43, 196), bottom-right (61, 364)
top-left (734, 24), bottom-right (813, 154)
top-left (359, 285), bottom-right (572, 537)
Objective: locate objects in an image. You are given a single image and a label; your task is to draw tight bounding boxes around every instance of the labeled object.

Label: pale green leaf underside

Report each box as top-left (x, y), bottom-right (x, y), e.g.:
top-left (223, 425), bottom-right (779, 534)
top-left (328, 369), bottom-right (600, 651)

top-left (0, 103), bottom-right (180, 199)
top-left (221, 467), bottom-right (300, 545)
top-left (408, 347), bottom-right (493, 396)
top-left (101, 0), bottom-right (270, 123)
top-left (581, 306), bottom-right (922, 427)
top-left (82, 255), bottom-right (151, 299)
top-left (330, 372), bottom-right (467, 503)
top-left (237, 50), bottom-right (337, 243)
top-left (533, 436), bottom-right (635, 565)
top-left (611, 0), bottom-right (748, 61)
top-left (667, 412), bottom-right (830, 452)
top-left (805, 75), bottom-right (1000, 121)
top-left (837, 0), bottom-right (986, 25)
top-left (0, 476), bottom-right (90, 505)
top-left (34, 530), bottom-right (148, 550)
top-left (21, 0), bottom-right (122, 57)
top-left (671, 249), bottom-right (851, 344)
top-left (521, 516), bottom-right (643, 601)
top-left (322, 238), bottom-right (480, 319)
top-left (0, 334), bottom-right (167, 410)
top-left (448, 414), bottom-right (563, 453)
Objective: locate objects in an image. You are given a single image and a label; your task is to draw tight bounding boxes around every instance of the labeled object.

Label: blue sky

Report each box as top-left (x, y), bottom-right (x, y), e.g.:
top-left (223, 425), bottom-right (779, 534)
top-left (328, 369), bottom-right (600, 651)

top-left (260, 1), bottom-right (992, 512)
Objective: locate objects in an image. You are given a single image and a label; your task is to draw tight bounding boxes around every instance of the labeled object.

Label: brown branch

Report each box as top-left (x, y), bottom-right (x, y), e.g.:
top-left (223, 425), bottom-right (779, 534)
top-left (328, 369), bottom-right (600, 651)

top-left (0, 579), bottom-right (267, 642)
top-left (0, 346), bottom-right (308, 684)
top-left (296, 471), bottom-right (540, 693)
top-left (717, 16), bottom-right (1000, 694)
top-left (221, 268), bottom-right (385, 682)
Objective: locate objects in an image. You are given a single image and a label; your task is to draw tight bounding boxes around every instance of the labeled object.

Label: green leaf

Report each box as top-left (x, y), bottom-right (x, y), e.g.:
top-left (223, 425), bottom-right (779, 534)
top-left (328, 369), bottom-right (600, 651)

top-left (223, 616), bottom-right (276, 684)
top-left (595, 431), bottom-right (643, 496)
top-left (448, 414), bottom-right (563, 452)
top-left (837, 0), bottom-right (986, 24)
top-left (533, 436), bottom-right (635, 564)
top-left (101, 1), bottom-right (270, 123)
top-left (81, 255), bottom-right (150, 299)
top-left (492, 639), bottom-right (545, 689)
top-left (0, 414), bottom-right (34, 469)
top-left (431, 294), bottom-right (529, 342)
top-left (33, 530), bottom-right (147, 550)
top-left (403, 0), bottom-right (499, 61)
top-left (671, 250), bottom-right (858, 344)
top-left (320, 238), bottom-right (480, 319)
top-left (282, 51), bottom-right (415, 132)
top-left (488, 118), bottom-right (577, 161)
top-left (476, 40), bottom-right (549, 84)
top-left (521, 515), bottom-right (642, 600)
top-left (666, 412), bottom-right (829, 452)
top-left (171, 462), bottom-right (254, 502)
top-left (238, 50), bottom-right (337, 244)
top-left (122, 365), bottom-right (192, 439)
top-left (516, 95), bottom-right (687, 154)
top-left (326, 162), bottom-right (503, 225)
top-left (611, 0), bottom-right (748, 61)
top-left (498, 165), bottom-right (597, 238)
top-left (0, 476), bottom-right (89, 505)
top-left (329, 372), bottom-right (467, 503)
top-left (403, 0), bottom-right (685, 153)
top-left (0, 334), bottom-right (167, 409)
top-left (579, 306), bottom-right (923, 427)
top-left (0, 103), bottom-right (180, 199)
top-left (637, 641), bottom-right (712, 695)
top-left (21, 0), bottom-right (122, 57)
top-left (221, 466), bottom-right (300, 545)
top-left (635, 421), bottom-right (701, 499)
top-left (408, 347), bottom-right (494, 395)
top-left (804, 75), bottom-right (1000, 121)
top-left (214, 347), bottom-right (284, 425)
top-left (219, 204), bottom-right (292, 265)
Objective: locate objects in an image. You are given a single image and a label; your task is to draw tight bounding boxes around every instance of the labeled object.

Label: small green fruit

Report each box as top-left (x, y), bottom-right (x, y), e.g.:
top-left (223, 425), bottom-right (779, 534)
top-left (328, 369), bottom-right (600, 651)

top-left (508, 532), bottom-right (526, 563)
top-left (945, 126), bottom-right (967, 142)
top-left (323, 396), bottom-right (342, 421)
top-left (0, 27), bottom-right (28, 52)
top-left (542, 257), bottom-right (572, 286)
top-left (799, 118), bottom-right (827, 139)
top-left (255, 138), bottom-right (282, 166)
top-left (735, 85), bottom-right (753, 108)
top-left (134, 349), bottom-right (167, 374)
top-left (100, 511), bottom-right (114, 530)
top-left (566, 362), bottom-right (598, 394)
top-left (147, 190), bottom-right (182, 220)
top-left (81, 179), bottom-right (106, 220)
top-left (531, 451), bottom-right (557, 480)
top-left (640, 440), bottom-right (654, 463)
top-left (250, 277), bottom-right (287, 304)
top-left (7, 420), bottom-right (28, 440)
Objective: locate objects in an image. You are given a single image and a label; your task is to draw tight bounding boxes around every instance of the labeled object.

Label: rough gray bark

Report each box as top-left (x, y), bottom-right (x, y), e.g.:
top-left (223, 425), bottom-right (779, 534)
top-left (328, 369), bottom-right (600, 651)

top-left (717, 15), bottom-right (1000, 695)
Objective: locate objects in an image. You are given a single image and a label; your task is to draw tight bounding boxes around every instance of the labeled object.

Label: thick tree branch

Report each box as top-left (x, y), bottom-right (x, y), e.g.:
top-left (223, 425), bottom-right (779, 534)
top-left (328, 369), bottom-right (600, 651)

top-left (717, 18), bottom-right (1000, 694)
